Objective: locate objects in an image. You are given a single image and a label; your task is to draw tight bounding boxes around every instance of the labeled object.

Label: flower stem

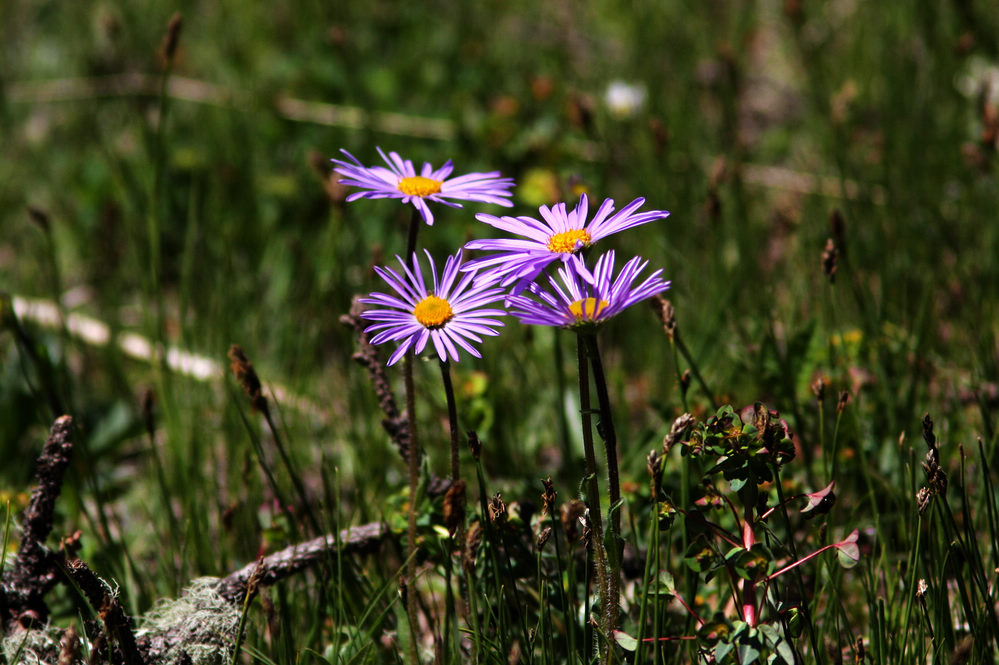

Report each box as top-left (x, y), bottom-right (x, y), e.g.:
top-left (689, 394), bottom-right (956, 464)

top-left (439, 359), bottom-right (468, 628)
top-left (440, 360), bottom-right (460, 485)
top-left (582, 332), bottom-right (622, 640)
top-left (404, 349), bottom-right (420, 665)
top-left (403, 207), bottom-right (422, 665)
top-left (582, 333), bottom-right (621, 535)
top-left (576, 335), bottom-right (610, 662)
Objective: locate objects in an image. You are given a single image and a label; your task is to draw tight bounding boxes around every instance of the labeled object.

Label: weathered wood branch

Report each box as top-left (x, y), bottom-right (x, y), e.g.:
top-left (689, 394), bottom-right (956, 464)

top-left (216, 522), bottom-right (388, 603)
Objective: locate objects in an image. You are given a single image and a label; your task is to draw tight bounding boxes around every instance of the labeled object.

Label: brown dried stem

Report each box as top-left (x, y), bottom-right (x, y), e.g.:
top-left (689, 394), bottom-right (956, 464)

top-left (215, 522), bottom-right (387, 603)
top-left (340, 299), bottom-right (414, 464)
top-left (3, 415), bottom-right (75, 627)
top-left (63, 558), bottom-right (142, 665)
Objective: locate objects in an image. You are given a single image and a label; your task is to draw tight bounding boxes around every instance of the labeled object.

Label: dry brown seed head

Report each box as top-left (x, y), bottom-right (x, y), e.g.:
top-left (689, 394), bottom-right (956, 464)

top-left (158, 12), bottom-right (183, 67)
top-left (537, 526), bottom-right (552, 551)
top-left (561, 500), bottom-right (585, 543)
top-left (916, 486), bottom-right (932, 515)
top-left (488, 492), bottom-right (507, 524)
top-left (836, 390), bottom-right (850, 415)
top-left (541, 476), bottom-right (556, 517)
top-left (811, 377), bottom-right (826, 401)
top-left (467, 430), bottom-right (482, 461)
top-left (228, 345), bottom-right (268, 414)
top-left (822, 238), bottom-right (838, 284)
top-left (443, 480), bottom-right (467, 536)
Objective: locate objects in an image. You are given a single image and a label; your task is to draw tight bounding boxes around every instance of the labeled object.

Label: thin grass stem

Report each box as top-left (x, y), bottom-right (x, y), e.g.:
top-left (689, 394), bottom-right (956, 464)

top-left (672, 328), bottom-right (717, 410)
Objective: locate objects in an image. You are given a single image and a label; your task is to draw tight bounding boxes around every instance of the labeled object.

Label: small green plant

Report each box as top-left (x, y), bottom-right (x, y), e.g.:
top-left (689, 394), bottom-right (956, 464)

top-left (637, 404), bottom-right (860, 664)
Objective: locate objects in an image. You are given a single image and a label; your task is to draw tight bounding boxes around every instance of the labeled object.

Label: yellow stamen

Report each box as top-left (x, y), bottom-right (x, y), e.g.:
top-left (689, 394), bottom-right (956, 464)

top-left (547, 229), bottom-right (591, 254)
top-left (413, 295), bottom-right (454, 329)
top-left (568, 297), bottom-right (609, 322)
top-left (398, 176), bottom-right (443, 197)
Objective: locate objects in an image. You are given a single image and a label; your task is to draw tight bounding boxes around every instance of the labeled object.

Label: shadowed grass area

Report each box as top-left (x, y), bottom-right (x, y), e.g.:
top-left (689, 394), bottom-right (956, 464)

top-left (2, 1), bottom-right (999, 663)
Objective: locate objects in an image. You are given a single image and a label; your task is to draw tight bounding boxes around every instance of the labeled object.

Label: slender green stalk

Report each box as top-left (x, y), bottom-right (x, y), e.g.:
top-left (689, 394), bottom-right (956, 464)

top-left (440, 360), bottom-right (461, 485)
top-left (402, 207), bottom-right (422, 665)
top-left (771, 462), bottom-right (821, 663)
top-left (576, 335), bottom-right (609, 662)
top-left (552, 330), bottom-right (575, 483)
top-left (669, 337), bottom-right (689, 413)
top-left (581, 332), bottom-right (623, 639)
top-left (581, 333), bottom-right (621, 535)
top-left (230, 389), bottom-right (300, 542)
top-left (403, 347), bottom-right (420, 665)
top-left (438, 359), bottom-right (467, 642)
top-left (229, 574), bottom-right (257, 665)
top-left (546, 496), bottom-right (576, 663)
top-left (634, 497), bottom-right (659, 665)
top-left (261, 406), bottom-right (322, 536)
top-left (672, 327), bottom-right (717, 410)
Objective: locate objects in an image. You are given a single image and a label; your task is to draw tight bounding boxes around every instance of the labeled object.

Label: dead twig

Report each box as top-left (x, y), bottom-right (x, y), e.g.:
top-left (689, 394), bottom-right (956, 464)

top-left (340, 298), bottom-right (414, 464)
top-left (63, 558), bottom-right (141, 665)
top-left (2, 415), bottom-right (75, 628)
top-left (215, 522), bottom-right (388, 603)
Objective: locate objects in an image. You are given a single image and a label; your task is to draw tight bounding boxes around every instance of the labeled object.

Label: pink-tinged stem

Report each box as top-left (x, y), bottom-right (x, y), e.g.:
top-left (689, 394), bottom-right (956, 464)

top-left (766, 541), bottom-right (843, 581)
top-left (742, 494), bottom-right (758, 627)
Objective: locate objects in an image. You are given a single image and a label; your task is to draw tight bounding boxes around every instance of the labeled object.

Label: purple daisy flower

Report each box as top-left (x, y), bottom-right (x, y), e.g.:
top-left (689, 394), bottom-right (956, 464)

top-left (462, 194), bottom-right (669, 292)
top-left (506, 250), bottom-right (671, 329)
top-left (360, 250), bottom-right (507, 366)
top-left (332, 148), bottom-right (515, 226)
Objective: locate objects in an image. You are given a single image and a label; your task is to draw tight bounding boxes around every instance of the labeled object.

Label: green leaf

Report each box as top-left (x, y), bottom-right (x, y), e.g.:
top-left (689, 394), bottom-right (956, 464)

top-left (614, 630), bottom-right (638, 652)
top-left (657, 570), bottom-right (676, 594)
top-left (775, 638), bottom-right (795, 664)
top-left (836, 529), bottom-right (861, 568)
top-left (737, 642), bottom-right (760, 664)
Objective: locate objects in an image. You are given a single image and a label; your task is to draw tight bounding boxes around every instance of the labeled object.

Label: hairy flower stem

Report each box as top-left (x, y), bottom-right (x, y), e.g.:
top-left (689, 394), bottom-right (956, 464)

top-left (582, 333), bottom-right (622, 635)
top-left (440, 361), bottom-right (461, 486)
top-left (576, 337), bottom-right (610, 662)
top-left (582, 334), bottom-right (621, 536)
top-left (403, 208), bottom-right (421, 665)
top-left (439, 359), bottom-right (468, 626)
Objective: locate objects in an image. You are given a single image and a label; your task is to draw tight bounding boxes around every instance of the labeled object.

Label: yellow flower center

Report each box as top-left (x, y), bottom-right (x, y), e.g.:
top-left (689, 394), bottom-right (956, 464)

top-left (413, 295), bottom-right (454, 329)
top-left (547, 229), bottom-right (591, 254)
top-left (568, 297), bottom-right (609, 322)
top-left (398, 176), bottom-right (443, 197)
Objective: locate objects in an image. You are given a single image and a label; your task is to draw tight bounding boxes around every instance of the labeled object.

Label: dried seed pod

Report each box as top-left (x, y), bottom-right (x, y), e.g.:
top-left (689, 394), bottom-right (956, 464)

top-left (540, 476), bottom-right (556, 518)
top-left (536, 526), bottom-right (552, 551)
top-left (647, 449), bottom-right (662, 498)
top-left (443, 480), bottom-right (467, 536)
top-left (663, 413), bottom-right (694, 455)
top-left (822, 238), bottom-right (838, 284)
top-left (836, 390), bottom-right (850, 415)
top-left (488, 492), bottom-right (507, 524)
top-left (561, 500), bottom-right (585, 544)
top-left (158, 12), bottom-right (183, 67)
top-left (916, 486), bottom-right (933, 515)
top-left (811, 377), bottom-right (826, 401)
top-left (467, 430), bottom-right (482, 461)
top-left (228, 345), bottom-right (268, 415)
